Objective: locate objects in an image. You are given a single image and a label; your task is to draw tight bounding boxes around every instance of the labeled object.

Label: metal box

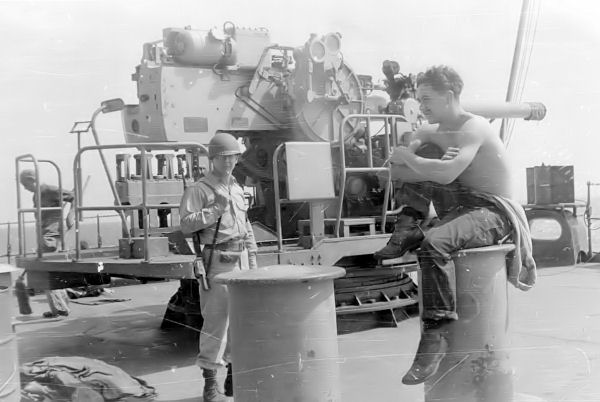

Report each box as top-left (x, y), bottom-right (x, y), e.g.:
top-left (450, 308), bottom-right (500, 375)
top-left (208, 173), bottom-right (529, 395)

top-left (526, 165), bottom-right (574, 205)
top-left (285, 142), bottom-right (335, 201)
top-left (119, 237), bottom-right (169, 259)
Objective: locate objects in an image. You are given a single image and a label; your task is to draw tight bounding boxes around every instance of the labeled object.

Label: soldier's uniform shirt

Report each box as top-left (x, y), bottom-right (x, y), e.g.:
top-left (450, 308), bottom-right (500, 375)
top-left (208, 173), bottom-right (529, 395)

top-left (179, 171), bottom-right (257, 369)
top-left (180, 172), bottom-right (257, 253)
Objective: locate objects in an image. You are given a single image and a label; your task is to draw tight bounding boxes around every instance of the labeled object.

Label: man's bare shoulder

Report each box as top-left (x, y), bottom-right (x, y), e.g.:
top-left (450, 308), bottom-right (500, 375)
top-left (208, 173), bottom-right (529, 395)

top-left (461, 114), bottom-right (495, 136)
top-left (446, 114), bottom-right (496, 149)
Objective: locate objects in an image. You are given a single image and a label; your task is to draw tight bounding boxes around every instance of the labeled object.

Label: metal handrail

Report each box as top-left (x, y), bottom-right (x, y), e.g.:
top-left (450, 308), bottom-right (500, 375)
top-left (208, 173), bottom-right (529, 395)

top-left (15, 155), bottom-right (65, 258)
top-left (272, 114), bottom-right (409, 249)
top-left (1, 213), bottom-right (121, 262)
top-left (77, 204), bottom-right (180, 211)
top-left (73, 142), bottom-right (208, 261)
top-left (272, 143), bottom-right (286, 252)
top-left (89, 107), bottom-right (130, 243)
top-left (335, 114), bottom-right (409, 237)
top-left (140, 147), bottom-right (149, 260)
top-left (585, 181), bottom-right (600, 259)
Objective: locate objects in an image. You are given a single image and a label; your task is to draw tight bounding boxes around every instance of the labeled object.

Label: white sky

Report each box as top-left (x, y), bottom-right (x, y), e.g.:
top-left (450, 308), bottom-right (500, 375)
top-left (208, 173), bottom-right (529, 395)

top-left (1, 0), bottom-right (599, 222)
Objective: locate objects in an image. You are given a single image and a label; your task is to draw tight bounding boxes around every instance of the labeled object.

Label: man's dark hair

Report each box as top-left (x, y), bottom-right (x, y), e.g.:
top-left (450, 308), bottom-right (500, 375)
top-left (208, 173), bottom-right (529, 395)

top-left (416, 65), bottom-right (464, 98)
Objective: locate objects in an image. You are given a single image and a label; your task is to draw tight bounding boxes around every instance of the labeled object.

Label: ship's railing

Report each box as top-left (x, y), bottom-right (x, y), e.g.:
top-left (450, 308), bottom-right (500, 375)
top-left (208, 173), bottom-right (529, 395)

top-left (73, 142), bottom-right (208, 261)
top-left (0, 213), bottom-right (119, 264)
top-left (272, 143), bottom-right (289, 251)
top-left (15, 155), bottom-right (66, 258)
top-left (271, 142), bottom-right (340, 251)
top-left (334, 113), bottom-right (409, 237)
top-left (0, 221), bottom-right (13, 264)
top-left (269, 113), bottom-right (406, 250)
top-left (585, 181), bottom-right (600, 260)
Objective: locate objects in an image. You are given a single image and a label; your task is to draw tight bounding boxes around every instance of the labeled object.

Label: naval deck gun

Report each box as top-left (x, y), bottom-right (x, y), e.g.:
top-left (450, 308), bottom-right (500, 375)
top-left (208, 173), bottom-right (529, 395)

top-left (14, 22), bottom-right (546, 331)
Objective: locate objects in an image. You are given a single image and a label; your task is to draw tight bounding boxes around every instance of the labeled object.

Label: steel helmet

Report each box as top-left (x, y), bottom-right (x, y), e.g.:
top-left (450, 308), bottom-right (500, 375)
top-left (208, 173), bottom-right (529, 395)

top-left (208, 132), bottom-right (241, 159)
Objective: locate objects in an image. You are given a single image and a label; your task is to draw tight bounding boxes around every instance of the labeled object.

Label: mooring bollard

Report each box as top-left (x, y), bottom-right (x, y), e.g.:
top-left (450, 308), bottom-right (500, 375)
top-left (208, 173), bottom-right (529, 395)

top-left (0, 265), bottom-right (20, 402)
top-left (214, 265), bottom-right (346, 402)
top-left (425, 244), bottom-right (516, 402)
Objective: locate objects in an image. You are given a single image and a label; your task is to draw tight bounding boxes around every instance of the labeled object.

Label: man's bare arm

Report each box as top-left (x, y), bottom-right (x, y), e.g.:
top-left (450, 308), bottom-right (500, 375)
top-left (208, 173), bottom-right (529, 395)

top-left (393, 119), bottom-right (488, 184)
top-left (388, 146), bottom-right (460, 183)
top-left (383, 132), bottom-right (459, 183)
top-left (388, 164), bottom-right (432, 182)
top-left (396, 142), bottom-right (478, 184)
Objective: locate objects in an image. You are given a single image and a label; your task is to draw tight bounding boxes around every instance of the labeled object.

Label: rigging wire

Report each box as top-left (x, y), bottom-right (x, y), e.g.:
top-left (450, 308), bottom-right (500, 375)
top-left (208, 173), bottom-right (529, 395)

top-left (506, 3), bottom-right (541, 146)
top-left (506, 0), bottom-right (540, 147)
top-left (505, 0), bottom-right (536, 145)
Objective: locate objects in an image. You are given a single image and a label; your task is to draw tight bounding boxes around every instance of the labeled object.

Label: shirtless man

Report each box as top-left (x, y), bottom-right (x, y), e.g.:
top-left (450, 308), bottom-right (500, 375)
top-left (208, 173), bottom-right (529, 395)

top-left (384, 65), bottom-right (514, 385)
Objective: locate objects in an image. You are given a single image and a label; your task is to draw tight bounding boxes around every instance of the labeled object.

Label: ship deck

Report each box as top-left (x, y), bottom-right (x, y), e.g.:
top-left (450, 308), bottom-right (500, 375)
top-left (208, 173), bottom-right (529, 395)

top-left (10, 262), bottom-right (600, 401)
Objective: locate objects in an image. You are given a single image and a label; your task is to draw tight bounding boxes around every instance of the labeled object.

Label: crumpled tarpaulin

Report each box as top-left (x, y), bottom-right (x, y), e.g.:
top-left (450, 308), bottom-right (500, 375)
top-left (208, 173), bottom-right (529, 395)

top-left (20, 356), bottom-right (157, 401)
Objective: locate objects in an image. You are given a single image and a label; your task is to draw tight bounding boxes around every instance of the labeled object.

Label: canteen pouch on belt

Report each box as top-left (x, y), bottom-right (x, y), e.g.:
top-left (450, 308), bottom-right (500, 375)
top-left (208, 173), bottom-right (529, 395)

top-left (218, 251), bottom-right (241, 264)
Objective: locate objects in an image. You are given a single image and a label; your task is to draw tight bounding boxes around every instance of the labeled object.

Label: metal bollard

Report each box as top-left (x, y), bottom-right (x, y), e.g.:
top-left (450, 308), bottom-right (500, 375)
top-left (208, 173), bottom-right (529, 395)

top-left (0, 265), bottom-right (20, 401)
top-left (425, 244), bottom-right (516, 402)
top-left (214, 265), bottom-right (345, 402)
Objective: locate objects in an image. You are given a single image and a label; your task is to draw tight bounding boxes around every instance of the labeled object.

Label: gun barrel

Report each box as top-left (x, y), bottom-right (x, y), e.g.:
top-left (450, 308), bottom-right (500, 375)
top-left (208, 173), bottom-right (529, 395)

top-left (463, 101), bottom-right (546, 121)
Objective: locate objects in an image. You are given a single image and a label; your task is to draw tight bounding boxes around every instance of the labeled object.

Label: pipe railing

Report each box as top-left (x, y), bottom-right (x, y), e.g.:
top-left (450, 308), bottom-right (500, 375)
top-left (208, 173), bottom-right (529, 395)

top-left (15, 155), bottom-right (65, 258)
top-left (272, 143), bottom-right (285, 252)
top-left (585, 181), bottom-right (600, 260)
top-left (272, 143), bottom-right (344, 252)
top-left (334, 114), bottom-right (406, 238)
top-left (270, 114), bottom-right (410, 250)
top-left (73, 142), bottom-right (208, 261)
top-left (1, 213), bottom-right (121, 262)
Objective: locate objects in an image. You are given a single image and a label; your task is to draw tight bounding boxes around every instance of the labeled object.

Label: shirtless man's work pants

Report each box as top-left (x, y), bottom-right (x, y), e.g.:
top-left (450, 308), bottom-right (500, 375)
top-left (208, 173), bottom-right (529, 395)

top-left (396, 180), bottom-right (510, 321)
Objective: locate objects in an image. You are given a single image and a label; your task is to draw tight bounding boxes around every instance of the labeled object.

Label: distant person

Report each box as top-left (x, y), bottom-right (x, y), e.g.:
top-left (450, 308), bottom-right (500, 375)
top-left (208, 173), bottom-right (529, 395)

top-left (375, 66), bottom-right (537, 384)
top-left (19, 169), bottom-right (74, 318)
top-left (180, 133), bottom-right (258, 401)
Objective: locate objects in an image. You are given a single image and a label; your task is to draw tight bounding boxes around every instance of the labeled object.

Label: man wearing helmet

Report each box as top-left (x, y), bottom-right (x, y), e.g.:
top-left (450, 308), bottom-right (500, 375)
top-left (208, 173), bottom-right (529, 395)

top-left (179, 132), bottom-right (258, 401)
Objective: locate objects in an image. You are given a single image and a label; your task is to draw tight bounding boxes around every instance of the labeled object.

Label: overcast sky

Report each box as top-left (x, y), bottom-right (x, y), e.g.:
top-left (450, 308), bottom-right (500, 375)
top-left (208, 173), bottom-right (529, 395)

top-left (1, 0), bottom-right (599, 222)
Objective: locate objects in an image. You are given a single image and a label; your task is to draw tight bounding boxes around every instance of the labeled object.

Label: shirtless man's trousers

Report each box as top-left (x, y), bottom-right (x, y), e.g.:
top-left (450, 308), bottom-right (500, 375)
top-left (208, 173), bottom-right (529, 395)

top-left (397, 180), bottom-right (510, 321)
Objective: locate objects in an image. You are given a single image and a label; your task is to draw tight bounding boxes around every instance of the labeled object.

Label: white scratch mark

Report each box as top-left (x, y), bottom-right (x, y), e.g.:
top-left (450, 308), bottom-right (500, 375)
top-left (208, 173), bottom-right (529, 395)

top-left (574, 347), bottom-right (592, 376)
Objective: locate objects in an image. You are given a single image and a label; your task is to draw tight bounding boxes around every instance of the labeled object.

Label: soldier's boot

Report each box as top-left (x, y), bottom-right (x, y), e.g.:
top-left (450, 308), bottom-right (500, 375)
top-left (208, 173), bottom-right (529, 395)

top-left (224, 363), bottom-right (233, 397)
top-left (202, 368), bottom-right (224, 401)
top-left (374, 213), bottom-right (424, 260)
top-left (402, 320), bottom-right (449, 385)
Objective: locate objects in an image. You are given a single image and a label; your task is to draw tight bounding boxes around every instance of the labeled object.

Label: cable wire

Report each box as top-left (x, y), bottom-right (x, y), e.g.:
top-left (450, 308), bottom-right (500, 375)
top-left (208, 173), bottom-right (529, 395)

top-left (506, 0), bottom-right (540, 147)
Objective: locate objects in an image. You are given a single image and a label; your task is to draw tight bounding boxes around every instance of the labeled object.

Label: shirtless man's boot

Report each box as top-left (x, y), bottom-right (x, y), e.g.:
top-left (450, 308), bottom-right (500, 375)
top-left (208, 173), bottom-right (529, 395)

top-left (402, 320), bottom-right (449, 385)
top-left (374, 210), bottom-right (424, 260)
